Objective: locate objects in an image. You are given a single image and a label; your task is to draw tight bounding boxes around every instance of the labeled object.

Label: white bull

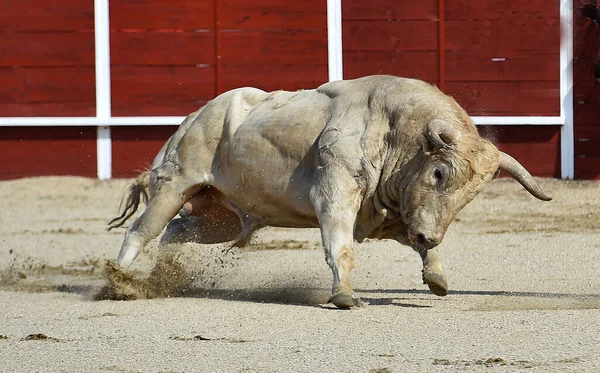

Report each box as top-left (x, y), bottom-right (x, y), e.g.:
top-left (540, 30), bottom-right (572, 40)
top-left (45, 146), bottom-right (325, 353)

top-left (109, 75), bottom-right (551, 308)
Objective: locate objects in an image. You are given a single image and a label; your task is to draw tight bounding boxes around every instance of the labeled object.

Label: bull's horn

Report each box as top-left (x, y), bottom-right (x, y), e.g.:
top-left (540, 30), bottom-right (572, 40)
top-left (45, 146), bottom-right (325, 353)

top-left (499, 152), bottom-right (553, 201)
top-left (426, 119), bottom-right (461, 149)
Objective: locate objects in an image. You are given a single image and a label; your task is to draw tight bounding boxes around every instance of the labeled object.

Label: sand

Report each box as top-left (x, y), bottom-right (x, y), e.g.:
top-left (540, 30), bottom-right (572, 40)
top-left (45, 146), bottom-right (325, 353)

top-left (0, 176), bottom-right (599, 372)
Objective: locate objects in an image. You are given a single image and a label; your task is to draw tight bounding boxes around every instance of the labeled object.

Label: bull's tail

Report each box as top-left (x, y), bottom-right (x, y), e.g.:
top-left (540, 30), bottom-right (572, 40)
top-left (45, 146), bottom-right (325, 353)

top-left (107, 171), bottom-right (151, 231)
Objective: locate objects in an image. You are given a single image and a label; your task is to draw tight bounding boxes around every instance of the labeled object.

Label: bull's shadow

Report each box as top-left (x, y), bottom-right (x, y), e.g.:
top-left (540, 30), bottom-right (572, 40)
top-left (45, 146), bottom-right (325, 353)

top-left (356, 288), bottom-right (600, 299)
top-left (56, 282), bottom-right (600, 309)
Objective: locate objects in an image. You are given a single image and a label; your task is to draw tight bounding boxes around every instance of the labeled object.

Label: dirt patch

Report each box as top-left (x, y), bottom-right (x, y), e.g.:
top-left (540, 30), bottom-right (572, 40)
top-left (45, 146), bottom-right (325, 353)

top-left (369, 368), bottom-right (392, 373)
top-left (432, 356), bottom-right (584, 369)
top-left (169, 334), bottom-right (251, 343)
top-left (433, 357), bottom-right (541, 368)
top-left (470, 296), bottom-right (600, 311)
top-left (21, 333), bottom-right (59, 342)
top-left (77, 312), bottom-right (120, 320)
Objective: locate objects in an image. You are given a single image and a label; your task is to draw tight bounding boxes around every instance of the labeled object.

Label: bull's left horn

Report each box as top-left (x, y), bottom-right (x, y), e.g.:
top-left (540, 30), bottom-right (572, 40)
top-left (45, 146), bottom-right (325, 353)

top-left (499, 152), bottom-right (553, 201)
top-left (426, 119), bottom-right (461, 149)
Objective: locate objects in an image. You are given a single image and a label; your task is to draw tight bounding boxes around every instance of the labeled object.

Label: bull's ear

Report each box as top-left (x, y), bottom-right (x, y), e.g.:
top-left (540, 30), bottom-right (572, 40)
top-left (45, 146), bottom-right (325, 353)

top-left (426, 119), bottom-right (461, 150)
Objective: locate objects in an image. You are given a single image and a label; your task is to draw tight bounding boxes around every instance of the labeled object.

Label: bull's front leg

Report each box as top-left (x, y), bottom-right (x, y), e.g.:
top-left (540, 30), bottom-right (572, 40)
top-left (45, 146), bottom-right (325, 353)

top-left (319, 214), bottom-right (364, 308)
top-left (418, 248), bottom-right (448, 296)
top-left (310, 183), bottom-right (364, 308)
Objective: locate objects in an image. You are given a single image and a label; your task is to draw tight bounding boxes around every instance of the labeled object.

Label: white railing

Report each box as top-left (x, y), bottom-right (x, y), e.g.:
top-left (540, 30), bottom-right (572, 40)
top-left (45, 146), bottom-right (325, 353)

top-left (0, 0), bottom-right (574, 179)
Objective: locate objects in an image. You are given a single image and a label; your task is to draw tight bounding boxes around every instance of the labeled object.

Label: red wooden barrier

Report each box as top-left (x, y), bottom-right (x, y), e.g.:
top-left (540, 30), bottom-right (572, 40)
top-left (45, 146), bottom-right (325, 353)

top-left (1, 0), bottom-right (596, 179)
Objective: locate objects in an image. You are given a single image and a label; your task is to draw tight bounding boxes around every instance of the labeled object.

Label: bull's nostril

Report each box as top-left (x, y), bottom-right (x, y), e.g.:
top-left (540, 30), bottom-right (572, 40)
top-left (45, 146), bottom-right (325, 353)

top-left (416, 233), bottom-right (426, 245)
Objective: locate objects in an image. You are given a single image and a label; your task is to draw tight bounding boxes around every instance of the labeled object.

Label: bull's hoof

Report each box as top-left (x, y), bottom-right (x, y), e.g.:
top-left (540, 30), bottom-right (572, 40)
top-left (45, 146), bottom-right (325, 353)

top-left (329, 291), bottom-right (365, 309)
top-left (422, 270), bottom-right (448, 297)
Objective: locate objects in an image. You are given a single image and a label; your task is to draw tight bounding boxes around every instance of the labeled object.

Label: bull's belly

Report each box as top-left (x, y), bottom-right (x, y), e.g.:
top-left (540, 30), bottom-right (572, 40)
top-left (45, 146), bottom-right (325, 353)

top-left (212, 165), bottom-right (319, 229)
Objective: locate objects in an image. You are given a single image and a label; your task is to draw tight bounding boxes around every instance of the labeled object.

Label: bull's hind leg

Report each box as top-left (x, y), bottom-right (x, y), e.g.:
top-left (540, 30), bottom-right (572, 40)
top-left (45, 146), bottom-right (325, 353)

top-left (160, 187), bottom-right (242, 246)
top-left (417, 248), bottom-right (448, 296)
top-left (117, 173), bottom-right (203, 267)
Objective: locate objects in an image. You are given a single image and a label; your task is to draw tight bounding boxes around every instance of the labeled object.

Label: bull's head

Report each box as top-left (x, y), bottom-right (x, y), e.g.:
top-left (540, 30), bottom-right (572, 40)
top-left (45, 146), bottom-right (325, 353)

top-left (400, 119), bottom-right (552, 250)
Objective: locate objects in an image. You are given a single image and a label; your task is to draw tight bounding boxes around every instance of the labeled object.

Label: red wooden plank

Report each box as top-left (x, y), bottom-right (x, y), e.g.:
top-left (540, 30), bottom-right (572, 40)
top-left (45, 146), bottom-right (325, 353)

top-left (111, 66), bottom-right (215, 116)
top-left (0, 69), bottom-right (21, 103)
top-left (111, 126), bottom-right (179, 178)
top-left (0, 126), bottom-right (97, 180)
top-left (574, 58), bottom-right (597, 87)
top-left (445, 19), bottom-right (560, 55)
top-left (574, 15), bottom-right (598, 59)
top-left (0, 32), bottom-right (95, 67)
top-left (478, 125), bottom-right (560, 178)
top-left (343, 51), bottom-right (439, 81)
top-left (0, 67), bottom-right (95, 104)
top-left (110, 0), bottom-right (213, 29)
top-left (0, 102), bottom-right (95, 117)
top-left (575, 157), bottom-right (600, 179)
top-left (574, 102), bottom-right (600, 125)
top-left (445, 0), bottom-right (559, 20)
top-left (574, 81), bottom-right (600, 106)
top-left (111, 31), bottom-right (215, 65)
top-left (219, 64), bottom-right (327, 93)
top-left (446, 81), bottom-right (560, 116)
top-left (219, 0), bottom-right (326, 29)
top-left (0, 0), bottom-right (94, 31)
top-left (446, 51), bottom-right (559, 81)
top-left (343, 0), bottom-right (438, 20)
top-left (220, 31), bottom-right (327, 65)
top-left (343, 20), bottom-right (438, 51)
top-left (113, 101), bottom-right (210, 117)
top-left (575, 127), bottom-right (600, 158)
top-left (574, 57), bottom-right (600, 103)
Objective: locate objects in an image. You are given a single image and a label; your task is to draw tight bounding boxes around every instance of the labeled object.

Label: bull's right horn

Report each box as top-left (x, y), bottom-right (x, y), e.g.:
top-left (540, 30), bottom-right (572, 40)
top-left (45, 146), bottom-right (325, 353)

top-left (426, 119), bottom-right (461, 149)
top-left (499, 152), bottom-right (553, 201)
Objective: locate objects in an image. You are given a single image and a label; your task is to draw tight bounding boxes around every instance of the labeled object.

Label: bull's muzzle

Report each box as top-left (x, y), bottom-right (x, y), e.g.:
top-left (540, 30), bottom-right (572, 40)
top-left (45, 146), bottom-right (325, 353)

top-left (408, 228), bottom-right (443, 250)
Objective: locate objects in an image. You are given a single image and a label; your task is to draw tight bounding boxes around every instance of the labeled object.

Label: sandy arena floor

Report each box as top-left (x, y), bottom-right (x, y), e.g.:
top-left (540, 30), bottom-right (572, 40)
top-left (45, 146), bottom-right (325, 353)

top-left (0, 176), bottom-right (599, 372)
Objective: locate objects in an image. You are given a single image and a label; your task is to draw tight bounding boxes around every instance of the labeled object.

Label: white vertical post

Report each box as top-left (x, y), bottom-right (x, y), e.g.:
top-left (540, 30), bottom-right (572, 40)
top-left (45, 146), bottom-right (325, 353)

top-left (327, 0), bottom-right (343, 81)
top-left (560, 0), bottom-right (574, 179)
top-left (95, 0), bottom-right (112, 180)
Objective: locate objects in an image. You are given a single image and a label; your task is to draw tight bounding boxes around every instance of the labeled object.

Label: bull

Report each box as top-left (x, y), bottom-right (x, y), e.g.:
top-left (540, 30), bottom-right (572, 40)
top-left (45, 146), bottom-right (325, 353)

top-left (108, 75), bottom-right (552, 308)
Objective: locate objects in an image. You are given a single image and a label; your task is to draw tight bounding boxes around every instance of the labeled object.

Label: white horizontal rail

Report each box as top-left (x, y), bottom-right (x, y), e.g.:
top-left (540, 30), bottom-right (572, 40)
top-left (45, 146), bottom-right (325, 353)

top-left (0, 116), bottom-right (564, 127)
top-left (0, 117), bottom-right (187, 126)
top-left (472, 116), bottom-right (563, 125)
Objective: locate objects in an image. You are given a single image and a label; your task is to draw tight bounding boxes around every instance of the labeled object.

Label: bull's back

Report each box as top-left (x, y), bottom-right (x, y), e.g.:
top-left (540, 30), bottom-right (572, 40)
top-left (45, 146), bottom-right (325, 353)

top-left (172, 87), bottom-right (269, 177)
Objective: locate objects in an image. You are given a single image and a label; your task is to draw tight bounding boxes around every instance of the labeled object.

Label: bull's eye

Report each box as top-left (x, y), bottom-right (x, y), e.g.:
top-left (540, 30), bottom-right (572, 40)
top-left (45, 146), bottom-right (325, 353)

top-left (434, 168), bottom-right (443, 181)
